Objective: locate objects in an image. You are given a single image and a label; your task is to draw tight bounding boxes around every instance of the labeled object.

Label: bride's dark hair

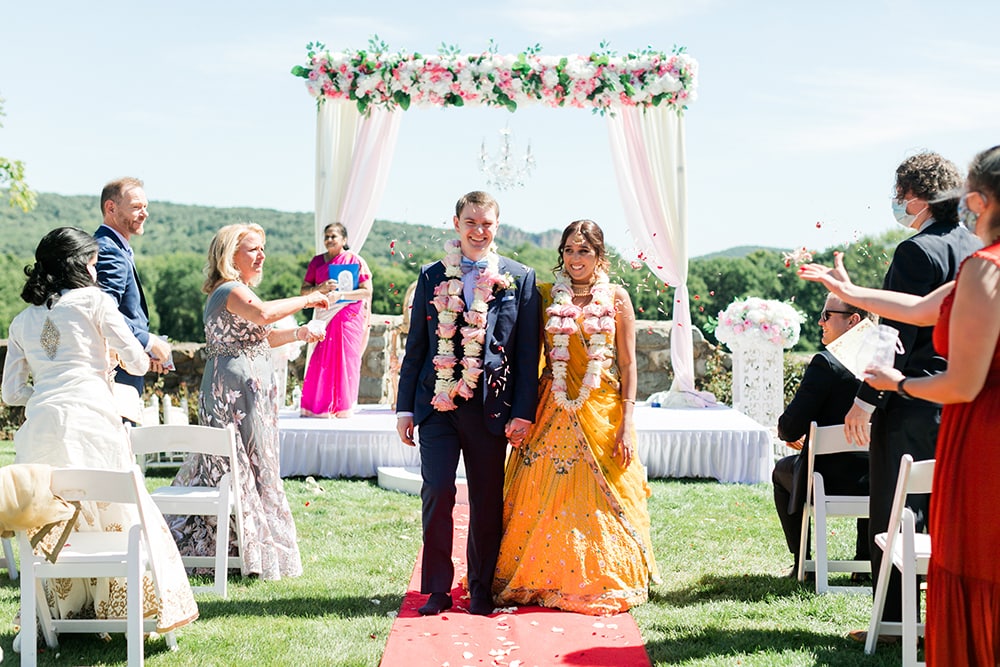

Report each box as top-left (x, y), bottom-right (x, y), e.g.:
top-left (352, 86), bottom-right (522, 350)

top-left (21, 227), bottom-right (99, 308)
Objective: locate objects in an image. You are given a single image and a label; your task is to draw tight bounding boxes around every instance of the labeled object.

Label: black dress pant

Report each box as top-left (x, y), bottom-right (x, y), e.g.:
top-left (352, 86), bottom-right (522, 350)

top-left (417, 397), bottom-right (507, 603)
top-left (773, 453), bottom-right (869, 570)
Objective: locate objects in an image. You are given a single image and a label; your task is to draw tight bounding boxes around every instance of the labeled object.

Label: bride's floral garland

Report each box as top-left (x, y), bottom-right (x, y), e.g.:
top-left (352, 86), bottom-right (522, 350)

top-left (429, 239), bottom-right (512, 411)
top-left (545, 270), bottom-right (616, 412)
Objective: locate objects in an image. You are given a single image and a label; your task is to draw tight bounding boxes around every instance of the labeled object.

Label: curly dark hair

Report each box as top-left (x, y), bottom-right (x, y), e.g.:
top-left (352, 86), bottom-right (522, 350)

top-left (554, 219), bottom-right (611, 276)
top-left (895, 152), bottom-right (963, 226)
top-left (21, 227), bottom-right (99, 308)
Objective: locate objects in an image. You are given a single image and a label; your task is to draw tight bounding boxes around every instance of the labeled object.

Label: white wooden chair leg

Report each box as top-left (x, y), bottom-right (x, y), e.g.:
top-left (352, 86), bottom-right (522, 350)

top-left (901, 512), bottom-right (920, 667)
top-left (797, 512), bottom-right (810, 582)
top-left (20, 545), bottom-right (36, 667)
top-left (865, 539), bottom-right (895, 654)
top-left (3, 538), bottom-right (18, 580)
top-left (214, 475), bottom-right (232, 598)
top-left (127, 526), bottom-right (144, 667)
top-left (814, 505), bottom-right (829, 593)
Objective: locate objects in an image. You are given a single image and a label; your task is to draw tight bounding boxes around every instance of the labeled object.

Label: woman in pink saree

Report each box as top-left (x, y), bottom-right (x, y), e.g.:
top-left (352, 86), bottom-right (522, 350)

top-left (299, 223), bottom-right (373, 418)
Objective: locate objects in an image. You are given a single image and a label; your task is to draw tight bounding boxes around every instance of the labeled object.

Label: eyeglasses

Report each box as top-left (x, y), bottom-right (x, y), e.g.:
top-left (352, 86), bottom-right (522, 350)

top-left (820, 309), bottom-right (854, 322)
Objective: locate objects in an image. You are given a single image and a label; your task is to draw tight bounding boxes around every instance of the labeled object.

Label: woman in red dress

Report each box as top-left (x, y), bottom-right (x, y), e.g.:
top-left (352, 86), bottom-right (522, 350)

top-left (800, 145), bottom-right (1000, 665)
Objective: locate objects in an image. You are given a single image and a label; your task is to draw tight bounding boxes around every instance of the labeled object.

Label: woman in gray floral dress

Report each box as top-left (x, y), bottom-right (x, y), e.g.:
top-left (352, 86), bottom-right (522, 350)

top-left (170, 223), bottom-right (331, 579)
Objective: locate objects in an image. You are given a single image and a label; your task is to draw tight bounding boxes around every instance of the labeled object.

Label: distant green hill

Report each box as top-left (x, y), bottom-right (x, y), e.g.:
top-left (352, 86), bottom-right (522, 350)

top-left (694, 245), bottom-right (789, 260)
top-left (0, 192), bottom-right (565, 258)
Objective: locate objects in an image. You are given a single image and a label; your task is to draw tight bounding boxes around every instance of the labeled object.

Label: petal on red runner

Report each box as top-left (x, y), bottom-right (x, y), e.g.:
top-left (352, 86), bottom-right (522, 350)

top-left (381, 505), bottom-right (651, 666)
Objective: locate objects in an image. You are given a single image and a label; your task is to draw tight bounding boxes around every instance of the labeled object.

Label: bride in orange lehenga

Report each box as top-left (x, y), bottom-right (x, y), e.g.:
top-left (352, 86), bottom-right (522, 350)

top-left (493, 220), bottom-right (659, 615)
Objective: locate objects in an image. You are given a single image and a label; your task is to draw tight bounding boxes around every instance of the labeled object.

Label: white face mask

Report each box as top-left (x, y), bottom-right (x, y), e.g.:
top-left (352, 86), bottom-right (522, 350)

top-left (958, 193), bottom-right (980, 232)
top-left (891, 197), bottom-right (926, 228)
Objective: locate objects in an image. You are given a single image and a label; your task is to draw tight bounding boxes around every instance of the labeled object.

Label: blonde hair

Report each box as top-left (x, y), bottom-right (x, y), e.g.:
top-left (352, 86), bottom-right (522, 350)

top-left (203, 223), bottom-right (266, 293)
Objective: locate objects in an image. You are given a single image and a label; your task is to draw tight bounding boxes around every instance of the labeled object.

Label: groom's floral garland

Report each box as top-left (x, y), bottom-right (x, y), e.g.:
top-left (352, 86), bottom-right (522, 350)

top-left (429, 239), bottom-right (513, 411)
top-left (545, 270), bottom-right (616, 412)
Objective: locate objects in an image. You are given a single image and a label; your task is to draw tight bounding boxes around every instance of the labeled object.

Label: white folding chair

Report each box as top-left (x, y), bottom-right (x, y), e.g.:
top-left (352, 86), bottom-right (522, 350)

top-left (129, 424), bottom-right (242, 597)
top-left (141, 394), bottom-right (161, 427)
top-left (1, 536), bottom-right (17, 580)
top-left (865, 454), bottom-right (934, 666)
top-left (162, 395), bottom-right (190, 425)
top-left (17, 465), bottom-right (174, 667)
top-left (797, 422), bottom-right (871, 593)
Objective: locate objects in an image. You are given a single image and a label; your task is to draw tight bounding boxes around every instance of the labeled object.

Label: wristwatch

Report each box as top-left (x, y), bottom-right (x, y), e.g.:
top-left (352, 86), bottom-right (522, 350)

top-left (896, 378), bottom-right (915, 400)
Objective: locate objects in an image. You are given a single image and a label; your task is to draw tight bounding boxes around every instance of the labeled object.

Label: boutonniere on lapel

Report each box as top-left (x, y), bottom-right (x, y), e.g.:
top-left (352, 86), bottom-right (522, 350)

top-left (483, 270), bottom-right (515, 294)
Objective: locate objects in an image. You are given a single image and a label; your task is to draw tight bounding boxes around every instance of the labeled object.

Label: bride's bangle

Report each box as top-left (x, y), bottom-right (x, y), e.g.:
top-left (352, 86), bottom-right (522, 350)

top-left (295, 326), bottom-right (307, 341)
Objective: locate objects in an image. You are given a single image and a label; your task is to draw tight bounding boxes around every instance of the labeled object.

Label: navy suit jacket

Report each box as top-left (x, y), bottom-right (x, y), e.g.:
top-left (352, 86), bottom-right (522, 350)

top-left (856, 220), bottom-right (980, 409)
top-left (94, 225), bottom-right (150, 387)
top-left (396, 256), bottom-right (541, 436)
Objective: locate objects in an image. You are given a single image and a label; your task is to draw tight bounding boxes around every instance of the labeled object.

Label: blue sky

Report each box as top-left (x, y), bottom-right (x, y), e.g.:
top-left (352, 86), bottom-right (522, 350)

top-left (2, 1), bottom-right (999, 258)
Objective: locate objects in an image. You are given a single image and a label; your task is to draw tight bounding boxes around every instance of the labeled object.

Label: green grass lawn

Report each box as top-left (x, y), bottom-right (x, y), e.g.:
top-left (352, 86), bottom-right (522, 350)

top-left (0, 440), bottom-right (902, 666)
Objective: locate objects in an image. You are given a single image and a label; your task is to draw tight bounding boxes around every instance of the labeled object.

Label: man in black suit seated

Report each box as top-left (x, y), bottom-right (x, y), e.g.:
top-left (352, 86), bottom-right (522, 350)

top-left (773, 294), bottom-right (872, 578)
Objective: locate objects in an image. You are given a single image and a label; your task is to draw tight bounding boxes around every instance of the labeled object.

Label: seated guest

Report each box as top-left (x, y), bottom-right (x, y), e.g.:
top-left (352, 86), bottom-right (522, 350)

top-left (773, 294), bottom-right (872, 578)
top-left (2, 227), bottom-right (197, 633)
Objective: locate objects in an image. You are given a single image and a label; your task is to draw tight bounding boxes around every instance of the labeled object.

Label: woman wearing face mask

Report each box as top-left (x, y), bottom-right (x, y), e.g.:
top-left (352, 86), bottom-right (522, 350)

top-left (809, 152), bottom-right (979, 644)
top-left (799, 146), bottom-right (1000, 664)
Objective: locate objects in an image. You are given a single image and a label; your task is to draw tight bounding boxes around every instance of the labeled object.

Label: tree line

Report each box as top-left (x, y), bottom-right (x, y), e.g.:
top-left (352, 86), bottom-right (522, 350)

top-left (0, 192), bottom-right (905, 351)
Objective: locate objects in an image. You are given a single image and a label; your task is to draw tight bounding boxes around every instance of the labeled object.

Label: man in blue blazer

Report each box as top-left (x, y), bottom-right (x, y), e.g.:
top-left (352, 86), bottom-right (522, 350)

top-left (396, 191), bottom-right (541, 616)
top-left (94, 177), bottom-right (172, 395)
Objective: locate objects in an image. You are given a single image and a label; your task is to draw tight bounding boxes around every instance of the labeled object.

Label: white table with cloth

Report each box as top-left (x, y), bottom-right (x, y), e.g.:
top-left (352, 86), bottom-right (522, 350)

top-left (633, 404), bottom-right (775, 483)
top-left (278, 403), bottom-right (774, 483)
top-left (279, 405), bottom-right (420, 478)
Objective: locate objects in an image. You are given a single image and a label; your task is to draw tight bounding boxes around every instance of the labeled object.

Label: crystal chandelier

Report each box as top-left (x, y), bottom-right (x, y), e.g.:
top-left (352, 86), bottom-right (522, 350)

top-left (479, 126), bottom-right (536, 191)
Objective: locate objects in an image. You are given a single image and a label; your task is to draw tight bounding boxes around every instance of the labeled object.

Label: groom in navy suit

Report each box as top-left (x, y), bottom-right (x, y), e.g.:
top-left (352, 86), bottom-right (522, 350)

top-left (396, 191), bottom-right (541, 616)
top-left (94, 177), bottom-right (172, 395)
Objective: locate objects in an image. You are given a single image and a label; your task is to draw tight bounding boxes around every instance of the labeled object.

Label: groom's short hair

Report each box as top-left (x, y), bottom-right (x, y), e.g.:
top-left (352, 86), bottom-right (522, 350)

top-left (455, 191), bottom-right (499, 219)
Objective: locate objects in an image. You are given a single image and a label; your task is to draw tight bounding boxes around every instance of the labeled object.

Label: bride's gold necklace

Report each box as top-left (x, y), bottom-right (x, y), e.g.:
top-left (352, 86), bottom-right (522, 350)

top-left (571, 282), bottom-right (592, 296)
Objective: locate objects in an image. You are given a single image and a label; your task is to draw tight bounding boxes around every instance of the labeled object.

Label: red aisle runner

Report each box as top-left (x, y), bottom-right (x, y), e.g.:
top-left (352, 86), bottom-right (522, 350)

top-left (380, 505), bottom-right (651, 667)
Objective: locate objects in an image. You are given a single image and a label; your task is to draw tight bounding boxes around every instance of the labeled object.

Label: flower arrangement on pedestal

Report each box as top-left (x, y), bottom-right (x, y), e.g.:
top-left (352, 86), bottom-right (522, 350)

top-left (715, 297), bottom-right (804, 349)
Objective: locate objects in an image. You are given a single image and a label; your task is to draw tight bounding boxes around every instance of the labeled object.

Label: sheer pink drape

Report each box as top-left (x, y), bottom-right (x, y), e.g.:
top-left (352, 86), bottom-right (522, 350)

top-left (314, 100), bottom-right (402, 252)
top-left (607, 106), bottom-right (713, 406)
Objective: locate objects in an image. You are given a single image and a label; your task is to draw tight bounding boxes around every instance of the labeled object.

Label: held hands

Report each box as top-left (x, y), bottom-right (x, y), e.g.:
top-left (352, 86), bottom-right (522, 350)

top-left (505, 418), bottom-right (533, 447)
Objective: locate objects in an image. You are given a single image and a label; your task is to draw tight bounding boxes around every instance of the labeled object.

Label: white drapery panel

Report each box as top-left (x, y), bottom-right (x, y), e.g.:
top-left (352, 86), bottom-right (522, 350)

top-left (314, 100), bottom-right (402, 252)
top-left (607, 106), bottom-right (713, 407)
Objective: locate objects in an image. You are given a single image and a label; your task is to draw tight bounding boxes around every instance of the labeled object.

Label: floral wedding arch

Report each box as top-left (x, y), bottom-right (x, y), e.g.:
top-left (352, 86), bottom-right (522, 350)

top-left (292, 42), bottom-right (706, 403)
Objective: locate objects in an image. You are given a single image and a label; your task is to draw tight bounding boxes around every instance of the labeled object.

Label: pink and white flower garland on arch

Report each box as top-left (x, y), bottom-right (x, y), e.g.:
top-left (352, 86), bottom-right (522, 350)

top-left (545, 270), bottom-right (616, 412)
top-left (429, 239), bottom-right (511, 411)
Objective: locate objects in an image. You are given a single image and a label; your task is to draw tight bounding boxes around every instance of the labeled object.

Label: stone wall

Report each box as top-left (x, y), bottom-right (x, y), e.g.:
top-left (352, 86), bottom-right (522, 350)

top-left (0, 318), bottom-right (719, 404)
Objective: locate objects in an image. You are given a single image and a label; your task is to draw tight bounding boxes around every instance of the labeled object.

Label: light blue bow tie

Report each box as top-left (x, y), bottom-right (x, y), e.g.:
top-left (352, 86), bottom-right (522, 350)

top-left (460, 256), bottom-right (489, 273)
